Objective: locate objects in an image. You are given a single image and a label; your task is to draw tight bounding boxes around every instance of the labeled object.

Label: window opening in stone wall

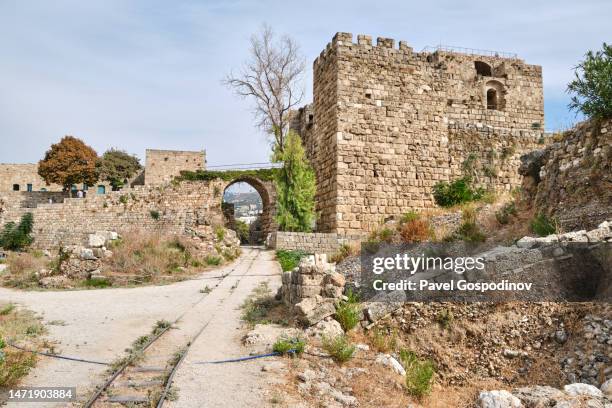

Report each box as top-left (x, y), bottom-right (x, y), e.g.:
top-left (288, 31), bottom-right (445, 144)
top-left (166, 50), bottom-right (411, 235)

top-left (487, 89), bottom-right (498, 110)
top-left (27, 184), bottom-right (33, 192)
top-left (12, 184), bottom-right (19, 191)
top-left (475, 61), bottom-right (492, 76)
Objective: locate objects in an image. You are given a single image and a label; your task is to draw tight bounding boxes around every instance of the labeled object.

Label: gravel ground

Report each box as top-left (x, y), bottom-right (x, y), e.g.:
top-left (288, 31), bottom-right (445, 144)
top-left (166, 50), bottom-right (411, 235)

top-left (0, 248), bottom-right (278, 407)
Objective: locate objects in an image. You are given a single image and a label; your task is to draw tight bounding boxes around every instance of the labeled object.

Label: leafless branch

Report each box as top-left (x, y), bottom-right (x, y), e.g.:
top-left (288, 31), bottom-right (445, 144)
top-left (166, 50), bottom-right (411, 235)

top-left (223, 24), bottom-right (305, 152)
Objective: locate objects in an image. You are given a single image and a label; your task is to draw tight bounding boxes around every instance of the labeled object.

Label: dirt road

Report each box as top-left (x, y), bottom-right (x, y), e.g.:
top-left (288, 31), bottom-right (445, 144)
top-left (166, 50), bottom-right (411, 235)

top-left (0, 247), bottom-right (281, 407)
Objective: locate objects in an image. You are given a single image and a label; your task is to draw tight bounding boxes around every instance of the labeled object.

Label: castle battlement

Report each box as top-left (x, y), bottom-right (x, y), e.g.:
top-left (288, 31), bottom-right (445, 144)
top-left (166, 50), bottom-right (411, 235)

top-left (315, 32), bottom-right (534, 70)
top-left (304, 32), bottom-right (545, 234)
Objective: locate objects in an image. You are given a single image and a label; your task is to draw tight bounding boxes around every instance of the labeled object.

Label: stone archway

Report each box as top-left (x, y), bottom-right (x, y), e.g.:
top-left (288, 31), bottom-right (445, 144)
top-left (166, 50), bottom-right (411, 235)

top-left (221, 175), bottom-right (277, 243)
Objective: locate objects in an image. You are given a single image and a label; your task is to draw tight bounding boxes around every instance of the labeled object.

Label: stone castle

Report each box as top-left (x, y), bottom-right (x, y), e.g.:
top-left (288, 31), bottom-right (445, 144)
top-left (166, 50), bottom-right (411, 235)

top-left (10, 32), bottom-right (604, 251)
top-left (293, 33), bottom-right (544, 233)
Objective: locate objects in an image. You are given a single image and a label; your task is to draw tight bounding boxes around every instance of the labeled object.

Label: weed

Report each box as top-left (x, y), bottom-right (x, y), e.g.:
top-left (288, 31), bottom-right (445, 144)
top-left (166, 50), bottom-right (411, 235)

top-left (501, 145), bottom-right (516, 161)
top-left (370, 327), bottom-right (398, 353)
top-left (205, 255), bottom-right (222, 266)
top-left (200, 285), bottom-right (212, 294)
top-left (399, 212), bottom-right (431, 243)
top-left (0, 304), bottom-right (15, 316)
top-left (329, 243), bottom-right (356, 264)
top-left (436, 308), bottom-right (454, 330)
top-left (495, 202), bottom-right (517, 225)
top-left (482, 166), bottom-right (498, 178)
top-left (240, 282), bottom-right (287, 326)
top-left (531, 213), bottom-right (558, 236)
top-left (453, 207), bottom-right (486, 242)
top-left (273, 336), bottom-right (306, 356)
top-left (432, 177), bottom-right (483, 207)
top-left (149, 210), bottom-right (160, 220)
top-left (322, 335), bottom-right (355, 363)
top-left (334, 289), bottom-right (361, 332)
top-left (400, 211), bottom-right (420, 224)
top-left (214, 226), bottom-right (225, 241)
top-left (400, 350), bottom-right (435, 398)
top-left (275, 249), bottom-right (310, 271)
top-left (378, 227), bottom-right (394, 243)
top-left (119, 195), bottom-right (128, 204)
top-left (81, 278), bottom-right (111, 289)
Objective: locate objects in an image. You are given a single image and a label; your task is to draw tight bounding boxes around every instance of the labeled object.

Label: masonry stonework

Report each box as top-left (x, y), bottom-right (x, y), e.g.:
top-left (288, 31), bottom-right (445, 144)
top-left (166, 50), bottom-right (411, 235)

top-left (295, 33), bottom-right (544, 234)
top-left (145, 149), bottom-right (206, 185)
top-left (520, 118), bottom-right (612, 231)
top-left (0, 164), bottom-right (63, 192)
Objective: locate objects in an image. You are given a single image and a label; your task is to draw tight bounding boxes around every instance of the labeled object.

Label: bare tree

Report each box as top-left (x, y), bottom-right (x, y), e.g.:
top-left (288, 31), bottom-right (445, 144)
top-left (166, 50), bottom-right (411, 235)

top-left (224, 24), bottom-right (305, 154)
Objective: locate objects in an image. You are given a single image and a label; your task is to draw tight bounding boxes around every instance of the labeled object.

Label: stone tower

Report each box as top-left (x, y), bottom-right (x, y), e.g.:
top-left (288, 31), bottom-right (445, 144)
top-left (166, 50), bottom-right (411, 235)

top-left (293, 33), bottom-right (544, 234)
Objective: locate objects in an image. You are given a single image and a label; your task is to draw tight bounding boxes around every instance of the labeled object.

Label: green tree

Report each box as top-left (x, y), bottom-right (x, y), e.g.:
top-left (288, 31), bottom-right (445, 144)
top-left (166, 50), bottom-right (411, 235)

top-left (0, 213), bottom-right (34, 251)
top-left (97, 149), bottom-right (142, 190)
top-left (38, 136), bottom-right (99, 190)
top-left (274, 131), bottom-right (316, 232)
top-left (567, 43), bottom-right (612, 119)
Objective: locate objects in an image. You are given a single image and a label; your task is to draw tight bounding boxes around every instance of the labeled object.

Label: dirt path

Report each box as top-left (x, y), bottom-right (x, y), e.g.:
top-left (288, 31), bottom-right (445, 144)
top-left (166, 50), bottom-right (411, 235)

top-left (0, 247), bottom-right (281, 407)
top-left (165, 248), bottom-right (282, 408)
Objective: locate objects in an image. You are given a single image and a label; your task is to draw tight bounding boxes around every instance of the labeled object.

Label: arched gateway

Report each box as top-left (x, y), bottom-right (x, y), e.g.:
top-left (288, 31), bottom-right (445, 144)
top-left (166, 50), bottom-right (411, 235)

top-left (219, 175), bottom-right (277, 243)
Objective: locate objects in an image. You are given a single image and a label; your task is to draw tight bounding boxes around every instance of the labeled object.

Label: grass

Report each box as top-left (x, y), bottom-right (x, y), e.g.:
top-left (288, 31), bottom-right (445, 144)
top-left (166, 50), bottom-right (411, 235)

top-left (1, 251), bottom-right (49, 289)
top-left (322, 335), bottom-right (355, 363)
top-left (334, 289), bottom-right (361, 332)
top-left (108, 320), bottom-right (171, 372)
top-left (103, 231), bottom-right (222, 285)
top-left (370, 327), bottom-right (398, 353)
top-left (399, 350), bottom-right (435, 398)
top-left (272, 336), bottom-right (306, 356)
top-left (199, 285), bottom-right (212, 294)
top-left (215, 226), bottom-right (225, 241)
top-left (0, 304), bottom-right (16, 316)
top-left (451, 207), bottom-right (486, 242)
top-left (530, 213), bottom-right (558, 236)
top-left (241, 282), bottom-right (287, 327)
top-left (149, 210), bottom-right (160, 220)
top-left (205, 255), bottom-right (222, 266)
top-left (80, 278), bottom-right (112, 288)
top-left (0, 303), bottom-right (45, 387)
top-left (275, 249), bottom-right (310, 272)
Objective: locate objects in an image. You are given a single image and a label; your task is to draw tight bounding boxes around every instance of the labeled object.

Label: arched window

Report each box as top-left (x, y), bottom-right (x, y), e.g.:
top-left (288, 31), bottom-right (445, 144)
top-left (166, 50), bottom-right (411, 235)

top-left (485, 80), bottom-right (505, 111)
top-left (487, 89), bottom-right (498, 110)
top-left (475, 61), bottom-right (492, 76)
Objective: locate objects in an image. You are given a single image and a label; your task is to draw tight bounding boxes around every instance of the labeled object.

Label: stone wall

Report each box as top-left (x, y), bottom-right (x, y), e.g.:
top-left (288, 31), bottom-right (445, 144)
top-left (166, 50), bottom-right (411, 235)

top-left (520, 118), bottom-right (612, 231)
top-left (0, 180), bottom-right (227, 249)
top-left (0, 164), bottom-right (63, 192)
top-left (145, 149), bottom-right (206, 185)
top-left (267, 231), bottom-right (362, 255)
top-left (295, 33), bottom-right (544, 234)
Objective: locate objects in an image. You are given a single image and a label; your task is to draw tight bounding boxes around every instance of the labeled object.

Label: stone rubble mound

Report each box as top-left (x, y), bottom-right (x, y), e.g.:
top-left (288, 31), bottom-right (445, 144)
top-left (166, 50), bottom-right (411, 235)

top-left (280, 254), bottom-right (347, 326)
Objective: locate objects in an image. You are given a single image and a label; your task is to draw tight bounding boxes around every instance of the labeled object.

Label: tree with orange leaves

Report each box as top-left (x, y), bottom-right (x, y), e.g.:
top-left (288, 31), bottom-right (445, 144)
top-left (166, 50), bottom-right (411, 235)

top-left (38, 136), bottom-right (99, 191)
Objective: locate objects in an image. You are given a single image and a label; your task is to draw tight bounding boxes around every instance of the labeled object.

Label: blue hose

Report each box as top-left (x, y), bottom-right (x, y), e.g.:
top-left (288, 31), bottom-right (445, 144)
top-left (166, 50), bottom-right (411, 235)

top-left (195, 349), bottom-right (299, 364)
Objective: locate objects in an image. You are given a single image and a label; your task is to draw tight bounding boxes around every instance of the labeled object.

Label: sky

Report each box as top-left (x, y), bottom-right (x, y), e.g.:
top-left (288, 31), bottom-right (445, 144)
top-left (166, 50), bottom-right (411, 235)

top-left (1, 0), bottom-right (610, 165)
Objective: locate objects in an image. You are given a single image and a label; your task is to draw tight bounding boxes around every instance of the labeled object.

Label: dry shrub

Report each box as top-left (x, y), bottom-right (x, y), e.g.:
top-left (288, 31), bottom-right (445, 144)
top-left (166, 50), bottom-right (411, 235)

top-left (399, 213), bottom-right (432, 243)
top-left (2, 252), bottom-right (47, 288)
top-left (5, 253), bottom-right (39, 276)
top-left (103, 230), bottom-right (207, 283)
top-left (329, 242), bottom-right (360, 263)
